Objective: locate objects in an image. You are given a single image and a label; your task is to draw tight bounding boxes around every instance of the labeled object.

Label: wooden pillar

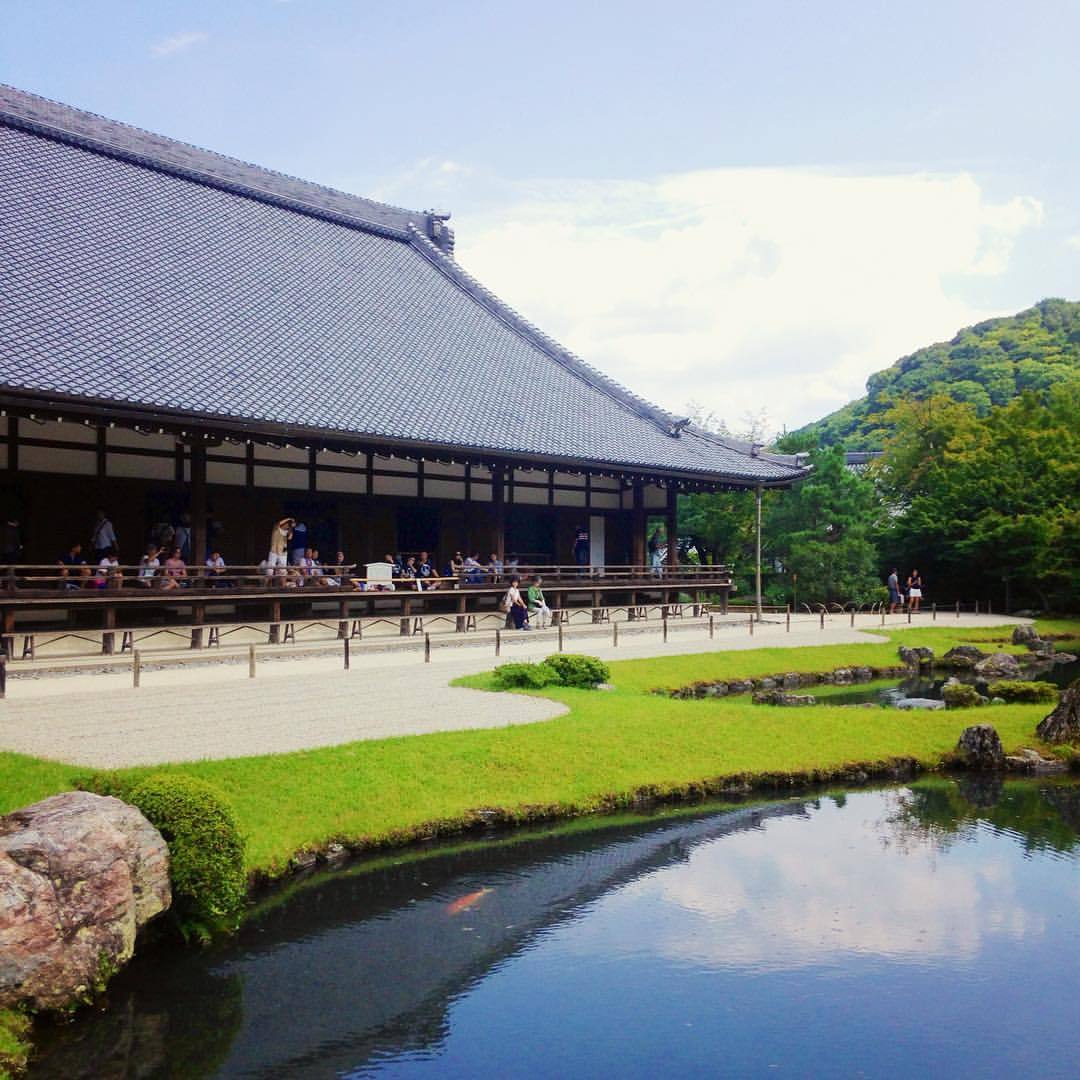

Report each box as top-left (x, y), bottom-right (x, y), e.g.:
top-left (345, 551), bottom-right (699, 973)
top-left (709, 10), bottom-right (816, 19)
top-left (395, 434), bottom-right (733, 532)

top-left (491, 469), bottom-right (506, 560)
top-left (665, 483), bottom-right (678, 571)
top-left (190, 442), bottom-right (208, 565)
top-left (631, 482), bottom-right (645, 570)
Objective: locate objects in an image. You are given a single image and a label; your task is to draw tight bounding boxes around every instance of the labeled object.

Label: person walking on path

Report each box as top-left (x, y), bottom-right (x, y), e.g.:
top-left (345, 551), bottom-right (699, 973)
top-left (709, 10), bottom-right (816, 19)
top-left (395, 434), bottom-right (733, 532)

top-left (527, 574), bottom-right (552, 629)
top-left (266, 517), bottom-right (293, 579)
top-left (887, 567), bottom-right (901, 614)
top-left (91, 508), bottom-right (118, 562)
top-left (907, 569), bottom-right (923, 613)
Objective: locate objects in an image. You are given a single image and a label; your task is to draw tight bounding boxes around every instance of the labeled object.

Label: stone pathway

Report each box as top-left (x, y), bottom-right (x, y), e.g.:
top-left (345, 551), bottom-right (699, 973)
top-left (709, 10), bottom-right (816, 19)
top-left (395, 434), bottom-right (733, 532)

top-left (0, 613), bottom-right (1025, 768)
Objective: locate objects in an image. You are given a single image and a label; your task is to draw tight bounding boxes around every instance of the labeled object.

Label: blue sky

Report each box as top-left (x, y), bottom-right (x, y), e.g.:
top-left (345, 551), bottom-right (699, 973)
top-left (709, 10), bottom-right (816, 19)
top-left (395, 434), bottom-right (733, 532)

top-left (4, 0), bottom-right (1078, 430)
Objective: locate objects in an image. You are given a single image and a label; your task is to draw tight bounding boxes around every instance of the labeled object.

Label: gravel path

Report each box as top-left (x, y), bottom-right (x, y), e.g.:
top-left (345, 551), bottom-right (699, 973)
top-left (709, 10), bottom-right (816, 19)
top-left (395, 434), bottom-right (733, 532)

top-left (0, 613), bottom-right (1025, 768)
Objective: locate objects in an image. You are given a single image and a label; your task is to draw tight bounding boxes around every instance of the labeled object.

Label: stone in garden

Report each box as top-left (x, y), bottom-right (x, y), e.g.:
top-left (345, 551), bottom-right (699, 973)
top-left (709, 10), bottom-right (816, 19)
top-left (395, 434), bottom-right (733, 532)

top-left (781, 673), bottom-right (802, 689)
top-left (1011, 625), bottom-right (1039, 646)
top-left (1051, 652), bottom-right (1078, 664)
top-left (1036, 678), bottom-right (1080, 744)
top-left (1004, 748), bottom-right (1068, 775)
top-left (752, 691), bottom-right (816, 706)
top-left (728, 680), bottom-right (753, 695)
top-left (852, 667), bottom-right (874, 682)
top-left (942, 645), bottom-right (986, 669)
top-left (973, 652), bottom-right (1021, 678)
top-left (896, 697), bottom-right (946, 710)
top-left (899, 646), bottom-right (934, 668)
top-left (757, 677), bottom-right (777, 690)
top-left (833, 668), bottom-right (854, 684)
top-left (956, 724), bottom-right (1005, 769)
top-left (0, 791), bottom-right (170, 1011)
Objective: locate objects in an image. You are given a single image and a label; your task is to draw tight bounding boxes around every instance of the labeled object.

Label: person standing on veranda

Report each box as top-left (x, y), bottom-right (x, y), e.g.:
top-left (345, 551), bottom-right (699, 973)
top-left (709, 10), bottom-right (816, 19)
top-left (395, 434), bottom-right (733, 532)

top-left (266, 517), bottom-right (293, 579)
top-left (91, 508), bottom-right (118, 563)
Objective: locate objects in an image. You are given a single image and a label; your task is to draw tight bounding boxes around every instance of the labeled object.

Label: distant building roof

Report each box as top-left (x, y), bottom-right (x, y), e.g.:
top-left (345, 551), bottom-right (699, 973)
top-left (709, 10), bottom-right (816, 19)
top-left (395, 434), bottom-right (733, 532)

top-left (0, 85), bottom-right (804, 486)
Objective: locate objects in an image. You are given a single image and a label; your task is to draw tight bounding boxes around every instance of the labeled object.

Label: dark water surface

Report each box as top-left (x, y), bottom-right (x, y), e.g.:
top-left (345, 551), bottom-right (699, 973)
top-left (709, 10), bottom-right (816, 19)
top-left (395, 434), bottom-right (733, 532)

top-left (30, 779), bottom-right (1080, 1079)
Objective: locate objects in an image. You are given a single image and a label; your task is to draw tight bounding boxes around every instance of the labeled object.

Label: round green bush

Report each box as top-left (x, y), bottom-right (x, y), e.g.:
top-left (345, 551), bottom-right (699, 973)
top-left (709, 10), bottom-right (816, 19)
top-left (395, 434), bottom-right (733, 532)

top-left (492, 661), bottom-right (559, 689)
top-left (986, 680), bottom-right (1060, 704)
top-left (542, 654), bottom-right (610, 688)
top-left (128, 774), bottom-right (247, 940)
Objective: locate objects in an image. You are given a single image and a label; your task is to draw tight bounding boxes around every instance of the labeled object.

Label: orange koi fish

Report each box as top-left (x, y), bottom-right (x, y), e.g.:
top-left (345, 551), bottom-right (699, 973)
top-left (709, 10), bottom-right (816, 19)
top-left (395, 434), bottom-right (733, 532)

top-left (446, 887), bottom-right (492, 915)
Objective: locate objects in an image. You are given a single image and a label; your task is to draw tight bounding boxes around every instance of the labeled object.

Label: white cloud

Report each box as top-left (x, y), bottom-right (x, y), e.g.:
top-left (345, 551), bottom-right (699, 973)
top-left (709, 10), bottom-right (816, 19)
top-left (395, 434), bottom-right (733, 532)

top-left (408, 166), bottom-right (1043, 431)
top-left (1067, 234), bottom-right (1080, 250)
top-left (151, 31), bottom-right (208, 57)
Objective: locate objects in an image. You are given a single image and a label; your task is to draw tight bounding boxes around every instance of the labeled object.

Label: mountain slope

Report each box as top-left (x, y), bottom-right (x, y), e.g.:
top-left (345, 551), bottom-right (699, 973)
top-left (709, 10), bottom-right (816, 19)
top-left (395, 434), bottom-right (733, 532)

top-left (784, 298), bottom-right (1080, 449)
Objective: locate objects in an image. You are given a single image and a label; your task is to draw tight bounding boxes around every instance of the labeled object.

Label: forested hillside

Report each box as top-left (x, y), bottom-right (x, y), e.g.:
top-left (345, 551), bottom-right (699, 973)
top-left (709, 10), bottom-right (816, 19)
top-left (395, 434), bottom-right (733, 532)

top-left (782, 298), bottom-right (1080, 450)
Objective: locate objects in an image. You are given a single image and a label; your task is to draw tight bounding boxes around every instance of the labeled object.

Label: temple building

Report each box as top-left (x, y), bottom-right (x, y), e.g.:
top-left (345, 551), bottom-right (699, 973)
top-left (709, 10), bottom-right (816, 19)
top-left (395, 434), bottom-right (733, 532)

top-left (0, 83), bottom-right (803, 575)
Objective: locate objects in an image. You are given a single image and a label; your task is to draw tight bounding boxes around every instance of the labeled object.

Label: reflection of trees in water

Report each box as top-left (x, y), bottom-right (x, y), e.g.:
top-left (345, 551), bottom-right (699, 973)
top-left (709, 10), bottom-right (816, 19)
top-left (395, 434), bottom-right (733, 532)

top-left (29, 966), bottom-right (243, 1079)
top-left (887, 779), bottom-right (1080, 858)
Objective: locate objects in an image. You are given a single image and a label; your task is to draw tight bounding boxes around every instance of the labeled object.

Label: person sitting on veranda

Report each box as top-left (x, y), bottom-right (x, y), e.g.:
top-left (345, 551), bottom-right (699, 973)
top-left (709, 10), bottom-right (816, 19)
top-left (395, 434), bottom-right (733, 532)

top-left (417, 550), bottom-right (438, 591)
top-left (137, 544), bottom-right (160, 588)
top-left (309, 548), bottom-right (328, 587)
top-left (464, 552), bottom-right (485, 584)
top-left (503, 575), bottom-right (530, 630)
top-left (487, 552), bottom-right (504, 583)
top-left (162, 547), bottom-right (187, 590)
top-left (450, 551), bottom-right (465, 579)
top-left (325, 550), bottom-right (351, 588)
top-left (527, 574), bottom-right (552, 629)
top-left (58, 542), bottom-right (90, 590)
top-left (95, 547), bottom-right (122, 589)
top-left (205, 549), bottom-right (232, 588)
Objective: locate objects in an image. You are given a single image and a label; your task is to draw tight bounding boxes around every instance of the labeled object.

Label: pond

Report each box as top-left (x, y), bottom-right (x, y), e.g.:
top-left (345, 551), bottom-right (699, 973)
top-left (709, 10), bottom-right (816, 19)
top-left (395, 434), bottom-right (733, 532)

top-left (29, 778), bottom-right (1080, 1078)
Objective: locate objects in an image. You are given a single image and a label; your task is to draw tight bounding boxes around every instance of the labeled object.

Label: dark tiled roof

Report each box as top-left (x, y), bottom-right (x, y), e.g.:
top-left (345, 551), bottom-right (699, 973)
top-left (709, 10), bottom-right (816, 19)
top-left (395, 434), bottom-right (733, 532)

top-left (0, 85), bottom-right (803, 485)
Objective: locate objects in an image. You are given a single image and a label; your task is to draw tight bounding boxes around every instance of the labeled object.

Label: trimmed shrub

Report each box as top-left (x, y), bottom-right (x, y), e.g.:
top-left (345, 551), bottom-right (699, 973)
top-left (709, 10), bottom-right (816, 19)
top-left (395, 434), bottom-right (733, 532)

top-left (543, 654), bottom-right (610, 688)
top-left (942, 682), bottom-right (984, 709)
top-left (128, 774), bottom-right (247, 941)
top-left (73, 769), bottom-right (134, 800)
top-left (987, 680), bottom-right (1060, 704)
top-left (492, 661), bottom-right (559, 690)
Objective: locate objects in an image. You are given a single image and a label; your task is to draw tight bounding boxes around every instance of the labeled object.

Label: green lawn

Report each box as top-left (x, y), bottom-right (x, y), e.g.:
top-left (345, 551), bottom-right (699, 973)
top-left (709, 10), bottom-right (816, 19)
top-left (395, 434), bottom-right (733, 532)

top-left (0, 621), bottom-right (1075, 877)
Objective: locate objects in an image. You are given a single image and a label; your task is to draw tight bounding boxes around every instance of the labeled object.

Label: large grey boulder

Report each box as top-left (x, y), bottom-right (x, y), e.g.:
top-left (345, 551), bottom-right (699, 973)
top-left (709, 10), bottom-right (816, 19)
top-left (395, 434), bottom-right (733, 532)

top-left (899, 646), bottom-right (934, 669)
top-left (1036, 678), bottom-right (1080, 744)
top-left (896, 697), bottom-right (946, 710)
top-left (973, 652), bottom-right (1021, 678)
top-left (956, 724), bottom-right (1005, 769)
top-left (0, 792), bottom-right (170, 1011)
top-left (943, 645), bottom-right (986, 669)
top-left (1011, 625), bottom-right (1040, 646)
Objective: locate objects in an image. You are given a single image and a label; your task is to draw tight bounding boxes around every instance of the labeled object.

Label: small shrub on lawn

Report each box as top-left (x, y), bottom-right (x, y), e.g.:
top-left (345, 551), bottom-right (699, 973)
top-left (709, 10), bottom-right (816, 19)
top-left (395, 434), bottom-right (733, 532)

top-left (942, 682), bottom-right (984, 709)
top-left (128, 774), bottom-right (247, 941)
top-left (492, 662), bottom-right (559, 690)
top-left (543, 654), bottom-right (610, 688)
top-left (73, 770), bottom-right (134, 800)
top-left (987, 680), bottom-right (1059, 704)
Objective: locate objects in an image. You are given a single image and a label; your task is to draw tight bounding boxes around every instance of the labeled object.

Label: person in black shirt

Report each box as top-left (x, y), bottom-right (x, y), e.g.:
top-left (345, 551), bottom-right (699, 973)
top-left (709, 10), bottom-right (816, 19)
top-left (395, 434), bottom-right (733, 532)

top-left (573, 524), bottom-right (589, 575)
top-left (58, 542), bottom-right (89, 590)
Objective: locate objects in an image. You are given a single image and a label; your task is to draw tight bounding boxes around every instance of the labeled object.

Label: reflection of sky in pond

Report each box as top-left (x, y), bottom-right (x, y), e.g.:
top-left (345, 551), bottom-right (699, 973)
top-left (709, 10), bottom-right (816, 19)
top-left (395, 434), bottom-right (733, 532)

top-left (361, 788), bottom-right (1079, 1079)
top-left (27, 783), bottom-right (1080, 1080)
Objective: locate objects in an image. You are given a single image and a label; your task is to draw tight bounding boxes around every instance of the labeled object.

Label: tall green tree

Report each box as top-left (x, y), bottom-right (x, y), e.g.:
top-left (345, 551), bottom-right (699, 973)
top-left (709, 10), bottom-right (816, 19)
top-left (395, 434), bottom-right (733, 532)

top-left (876, 385), bottom-right (1080, 608)
top-left (766, 446), bottom-right (881, 604)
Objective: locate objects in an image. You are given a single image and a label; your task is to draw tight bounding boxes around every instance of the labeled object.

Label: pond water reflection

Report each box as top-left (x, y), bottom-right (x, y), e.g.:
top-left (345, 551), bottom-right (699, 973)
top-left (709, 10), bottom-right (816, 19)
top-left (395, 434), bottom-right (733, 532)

top-left (30, 779), bottom-right (1080, 1079)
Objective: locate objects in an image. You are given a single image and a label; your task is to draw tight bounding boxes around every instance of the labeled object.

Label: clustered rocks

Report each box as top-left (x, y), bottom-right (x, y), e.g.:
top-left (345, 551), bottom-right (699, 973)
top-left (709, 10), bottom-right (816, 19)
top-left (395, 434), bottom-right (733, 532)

top-left (666, 665), bottom-right (889, 700)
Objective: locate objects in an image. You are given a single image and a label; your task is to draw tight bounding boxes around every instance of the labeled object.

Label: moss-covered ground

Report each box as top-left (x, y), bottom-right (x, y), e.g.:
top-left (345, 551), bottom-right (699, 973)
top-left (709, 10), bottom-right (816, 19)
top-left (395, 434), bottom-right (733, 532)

top-left (0, 1008), bottom-right (31, 1079)
top-left (0, 620), bottom-right (1075, 877)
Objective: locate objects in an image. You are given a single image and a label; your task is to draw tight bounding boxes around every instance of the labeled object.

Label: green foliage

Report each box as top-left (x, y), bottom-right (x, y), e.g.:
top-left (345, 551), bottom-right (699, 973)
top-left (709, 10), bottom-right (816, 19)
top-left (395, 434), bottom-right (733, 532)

top-left (876, 385), bottom-right (1080, 609)
top-left (766, 446), bottom-right (881, 604)
top-left (542, 654), bottom-right (611, 687)
top-left (127, 774), bottom-right (247, 941)
top-left (986, 680), bottom-right (1059, 704)
top-left (492, 662), bottom-right (559, 689)
top-left (785, 299), bottom-right (1080, 450)
top-left (0, 1007), bottom-right (31, 1079)
top-left (942, 682), bottom-right (984, 709)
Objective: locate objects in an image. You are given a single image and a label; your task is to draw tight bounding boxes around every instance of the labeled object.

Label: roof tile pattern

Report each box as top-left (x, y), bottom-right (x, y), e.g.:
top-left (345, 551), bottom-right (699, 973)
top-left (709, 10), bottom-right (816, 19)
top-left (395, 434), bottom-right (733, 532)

top-left (0, 104), bottom-right (801, 484)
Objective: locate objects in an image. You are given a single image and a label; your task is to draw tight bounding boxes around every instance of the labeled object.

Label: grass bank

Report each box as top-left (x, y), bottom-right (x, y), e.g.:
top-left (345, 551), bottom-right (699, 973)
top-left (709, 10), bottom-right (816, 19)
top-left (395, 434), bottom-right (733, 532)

top-left (0, 1009), bottom-right (31, 1079)
top-left (0, 621), bottom-right (1075, 877)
